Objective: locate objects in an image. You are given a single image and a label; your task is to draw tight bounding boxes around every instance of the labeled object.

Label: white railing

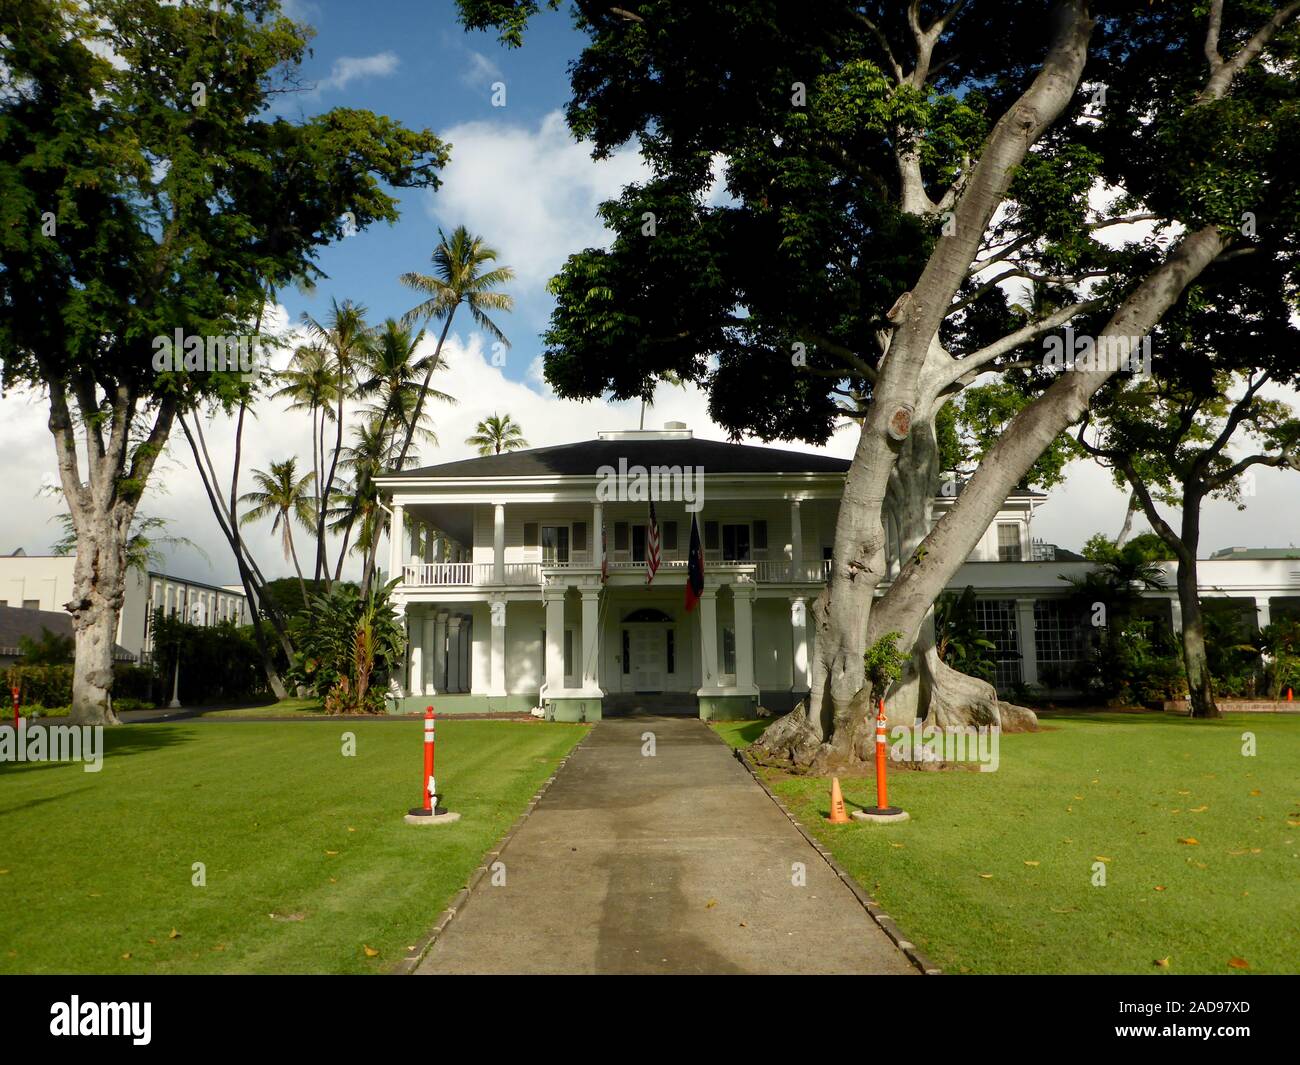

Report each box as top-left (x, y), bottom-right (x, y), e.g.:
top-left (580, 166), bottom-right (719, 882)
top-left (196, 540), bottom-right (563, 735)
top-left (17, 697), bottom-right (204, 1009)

top-left (401, 557), bottom-right (830, 587)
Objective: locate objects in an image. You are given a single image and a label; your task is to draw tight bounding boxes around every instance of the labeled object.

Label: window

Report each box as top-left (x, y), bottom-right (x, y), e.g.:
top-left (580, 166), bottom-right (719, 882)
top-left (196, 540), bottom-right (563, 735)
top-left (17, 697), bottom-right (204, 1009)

top-left (22, 599), bottom-right (40, 610)
top-left (722, 523), bottom-right (751, 561)
top-left (622, 630), bottom-right (630, 674)
top-left (974, 599), bottom-right (1021, 690)
top-left (997, 523), bottom-right (1022, 561)
top-left (614, 522), bottom-right (629, 553)
top-left (542, 525), bottom-right (570, 564)
top-left (722, 626), bottom-right (737, 675)
top-left (572, 522), bottom-right (587, 555)
top-left (1034, 600), bottom-right (1083, 685)
top-left (523, 522), bottom-right (539, 549)
top-left (663, 521), bottom-right (678, 553)
top-left (753, 520), bottom-right (768, 553)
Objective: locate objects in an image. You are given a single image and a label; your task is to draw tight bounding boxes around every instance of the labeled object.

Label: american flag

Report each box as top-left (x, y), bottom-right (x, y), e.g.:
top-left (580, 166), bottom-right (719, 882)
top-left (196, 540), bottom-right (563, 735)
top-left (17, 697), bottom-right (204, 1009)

top-left (646, 501), bottom-right (661, 585)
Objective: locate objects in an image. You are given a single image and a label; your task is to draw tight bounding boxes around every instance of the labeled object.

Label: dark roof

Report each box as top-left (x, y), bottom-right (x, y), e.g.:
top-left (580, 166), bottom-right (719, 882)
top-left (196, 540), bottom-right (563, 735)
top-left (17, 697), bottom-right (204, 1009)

top-left (0, 605), bottom-right (135, 662)
top-left (388, 437), bottom-right (853, 479)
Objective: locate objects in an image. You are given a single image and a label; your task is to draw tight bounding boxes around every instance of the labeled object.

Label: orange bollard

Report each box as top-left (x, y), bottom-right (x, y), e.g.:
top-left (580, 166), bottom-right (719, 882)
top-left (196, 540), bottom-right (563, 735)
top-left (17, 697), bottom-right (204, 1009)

top-left (850, 698), bottom-right (910, 823)
top-left (403, 706), bottom-right (459, 825)
top-left (1288, 688), bottom-right (1294, 703)
top-left (827, 777), bottom-right (851, 824)
top-left (874, 699), bottom-right (889, 811)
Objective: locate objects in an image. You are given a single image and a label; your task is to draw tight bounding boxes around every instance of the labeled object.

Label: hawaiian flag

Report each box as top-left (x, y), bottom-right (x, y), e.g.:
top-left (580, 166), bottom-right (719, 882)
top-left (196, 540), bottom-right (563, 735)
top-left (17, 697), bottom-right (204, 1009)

top-left (684, 512), bottom-right (705, 611)
top-left (600, 522), bottom-right (608, 584)
top-left (646, 501), bottom-right (661, 585)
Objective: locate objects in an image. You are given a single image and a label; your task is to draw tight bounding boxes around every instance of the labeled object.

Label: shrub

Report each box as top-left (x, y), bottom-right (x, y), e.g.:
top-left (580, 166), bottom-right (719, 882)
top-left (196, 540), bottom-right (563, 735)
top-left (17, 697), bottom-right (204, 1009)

top-left (289, 580), bottom-right (405, 714)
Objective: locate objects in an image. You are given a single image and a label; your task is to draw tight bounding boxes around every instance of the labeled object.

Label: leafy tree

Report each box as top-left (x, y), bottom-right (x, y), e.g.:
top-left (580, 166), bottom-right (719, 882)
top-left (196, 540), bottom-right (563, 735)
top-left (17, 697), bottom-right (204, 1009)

top-left (1077, 272), bottom-right (1300, 716)
top-left (467, 412), bottom-right (529, 455)
top-left (1, 0), bottom-right (448, 722)
top-left (460, 1), bottom-right (1300, 767)
top-left (933, 587), bottom-right (997, 685)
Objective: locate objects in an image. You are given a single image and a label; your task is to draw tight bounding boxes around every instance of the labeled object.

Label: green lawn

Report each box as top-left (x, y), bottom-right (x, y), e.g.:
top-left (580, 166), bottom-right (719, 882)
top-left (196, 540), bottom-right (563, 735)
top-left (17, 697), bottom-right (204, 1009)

top-left (0, 719), bottom-right (586, 973)
top-left (716, 712), bottom-right (1300, 974)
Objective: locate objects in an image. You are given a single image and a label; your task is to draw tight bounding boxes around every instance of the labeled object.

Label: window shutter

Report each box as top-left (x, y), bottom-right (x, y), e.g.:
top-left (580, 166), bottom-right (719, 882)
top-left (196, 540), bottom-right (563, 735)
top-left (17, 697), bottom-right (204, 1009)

top-left (753, 520), bottom-right (768, 550)
top-left (523, 522), bottom-right (539, 548)
top-left (663, 521), bottom-right (678, 551)
top-left (705, 521), bottom-right (720, 550)
top-left (614, 522), bottom-right (629, 551)
top-left (572, 522), bottom-right (587, 552)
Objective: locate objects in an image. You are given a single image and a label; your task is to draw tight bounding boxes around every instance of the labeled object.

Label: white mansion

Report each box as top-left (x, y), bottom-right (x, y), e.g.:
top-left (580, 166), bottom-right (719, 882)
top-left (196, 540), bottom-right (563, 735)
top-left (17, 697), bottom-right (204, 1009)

top-left (377, 423), bottom-right (1300, 721)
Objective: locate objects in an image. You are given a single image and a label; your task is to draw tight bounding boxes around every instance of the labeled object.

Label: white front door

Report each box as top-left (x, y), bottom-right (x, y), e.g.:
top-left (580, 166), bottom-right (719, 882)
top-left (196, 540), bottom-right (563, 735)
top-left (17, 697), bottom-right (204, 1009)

top-left (627, 626), bottom-right (667, 691)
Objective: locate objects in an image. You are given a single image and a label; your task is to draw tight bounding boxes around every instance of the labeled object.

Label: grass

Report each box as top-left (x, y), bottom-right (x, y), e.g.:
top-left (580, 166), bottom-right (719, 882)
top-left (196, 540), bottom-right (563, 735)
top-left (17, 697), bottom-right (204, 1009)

top-left (197, 696), bottom-right (327, 719)
top-left (715, 712), bottom-right (1300, 975)
top-left (0, 718), bottom-right (586, 973)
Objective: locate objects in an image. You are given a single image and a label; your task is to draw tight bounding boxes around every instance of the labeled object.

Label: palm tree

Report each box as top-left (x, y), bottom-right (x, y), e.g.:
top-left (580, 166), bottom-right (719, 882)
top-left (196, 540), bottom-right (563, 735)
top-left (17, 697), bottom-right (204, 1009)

top-left (300, 298), bottom-right (371, 586)
top-left (398, 226), bottom-right (515, 469)
top-left (337, 318), bottom-right (456, 583)
top-left (238, 459), bottom-right (317, 607)
top-left (639, 370), bottom-right (687, 429)
top-left (467, 412), bottom-right (528, 456)
top-left (273, 343), bottom-right (339, 545)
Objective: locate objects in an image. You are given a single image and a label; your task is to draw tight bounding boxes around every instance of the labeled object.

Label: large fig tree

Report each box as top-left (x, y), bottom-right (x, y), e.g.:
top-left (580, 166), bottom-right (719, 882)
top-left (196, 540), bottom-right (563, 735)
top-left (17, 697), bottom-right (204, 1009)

top-left (460, 0), bottom-right (1300, 765)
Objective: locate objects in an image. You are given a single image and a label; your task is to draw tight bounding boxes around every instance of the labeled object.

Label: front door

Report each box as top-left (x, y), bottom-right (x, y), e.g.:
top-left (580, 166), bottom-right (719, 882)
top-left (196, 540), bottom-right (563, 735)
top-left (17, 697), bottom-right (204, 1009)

top-left (627, 626), bottom-right (667, 691)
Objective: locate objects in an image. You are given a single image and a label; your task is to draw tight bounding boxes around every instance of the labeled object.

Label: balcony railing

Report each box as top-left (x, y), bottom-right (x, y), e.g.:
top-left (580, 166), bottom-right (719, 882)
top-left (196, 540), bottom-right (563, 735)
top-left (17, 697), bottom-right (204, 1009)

top-left (401, 556), bottom-right (831, 588)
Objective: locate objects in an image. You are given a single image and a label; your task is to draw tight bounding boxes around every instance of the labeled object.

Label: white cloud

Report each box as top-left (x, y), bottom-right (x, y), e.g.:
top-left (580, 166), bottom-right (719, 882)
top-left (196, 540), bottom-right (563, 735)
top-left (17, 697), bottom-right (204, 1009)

top-left (461, 50), bottom-right (502, 91)
top-left (428, 110), bottom-right (650, 290)
top-left (314, 51), bottom-right (400, 95)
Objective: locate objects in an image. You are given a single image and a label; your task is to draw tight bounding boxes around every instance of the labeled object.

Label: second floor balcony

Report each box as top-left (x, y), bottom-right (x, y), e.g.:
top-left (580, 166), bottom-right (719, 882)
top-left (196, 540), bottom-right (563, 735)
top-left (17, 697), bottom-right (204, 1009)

top-left (401, 552), bottom-right (833, 589)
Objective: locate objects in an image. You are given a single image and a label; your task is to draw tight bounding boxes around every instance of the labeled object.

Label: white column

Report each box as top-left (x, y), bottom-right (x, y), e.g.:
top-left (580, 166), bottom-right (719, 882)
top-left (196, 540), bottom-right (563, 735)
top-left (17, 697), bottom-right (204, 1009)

top-left (544, 588), bottom-right (566, 695)
top-left (421, 612), bottom-right (436, 695)
top-left (698, 586), bottom-right (720, 690)
top-left (409, 613), bottom-right (424, 698)
top-left (393, 602), bottom-right (410, 698)
top-left (1256, 597), bottom-right (1272, 632)
top-left (493, 503), bottom-right (506, 584)
top-left (580, 586), bottom-right (601, 693)
top-left (592, 500), bottom-right (603, 567)
top-left (790, 596), bottom-right (810, 692)
top-left (1015, 598), bottom-right (1038, 686)
top-left (389, 502), bottom-right (405, 583)
top-left (446, 617), bottom-right (463, 692)
top-left (1169, 597), bottom-right (1183, 634)
top-left (733, 583), bottom-right (758, 695)
top-left (789, 499), bottom-right (803, 580)
top-left (432, 611), bottom-right (448, 694)
top-left (489, 593), bottom-right (507, 696)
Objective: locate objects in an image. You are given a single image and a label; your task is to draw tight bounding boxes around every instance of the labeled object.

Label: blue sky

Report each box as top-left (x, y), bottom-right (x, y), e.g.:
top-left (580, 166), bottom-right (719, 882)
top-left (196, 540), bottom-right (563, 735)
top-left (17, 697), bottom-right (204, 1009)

top-left (273, 0), bottom-right (599, 376)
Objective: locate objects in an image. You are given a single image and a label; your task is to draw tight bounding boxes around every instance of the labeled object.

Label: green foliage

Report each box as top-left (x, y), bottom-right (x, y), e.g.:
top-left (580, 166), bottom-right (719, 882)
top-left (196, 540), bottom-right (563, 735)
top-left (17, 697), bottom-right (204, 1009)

top-left (1258, 619), bottom-right (1300, 700)
top-left (4, 662), bottom-right (153, 710)
top-left (289, 580), bottom-right (405, 714)
top-left (151, 612), bottom-right (268, 705)
top-left (863, 631), bottom-right (907, 701)
top-left (16, 627), bottom-right (74, 665)
top-left (934, 587), bottom-right (997, 684)
top-left (1201, 604), bottom-right (1263, 698)
top-left (1081, 531), bottom-right (1177, 564)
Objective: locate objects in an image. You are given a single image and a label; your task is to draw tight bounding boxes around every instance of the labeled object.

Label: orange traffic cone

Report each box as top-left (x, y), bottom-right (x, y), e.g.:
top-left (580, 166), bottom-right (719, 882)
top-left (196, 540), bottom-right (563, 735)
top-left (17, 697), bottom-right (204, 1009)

top-left (827, 777), bottom-right (851, 824)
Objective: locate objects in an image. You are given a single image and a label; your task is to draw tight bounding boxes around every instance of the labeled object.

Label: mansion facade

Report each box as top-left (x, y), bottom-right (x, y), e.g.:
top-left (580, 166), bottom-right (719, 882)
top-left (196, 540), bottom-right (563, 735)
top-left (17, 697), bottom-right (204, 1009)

top-left (376, 423), bottom-right (1300, 721)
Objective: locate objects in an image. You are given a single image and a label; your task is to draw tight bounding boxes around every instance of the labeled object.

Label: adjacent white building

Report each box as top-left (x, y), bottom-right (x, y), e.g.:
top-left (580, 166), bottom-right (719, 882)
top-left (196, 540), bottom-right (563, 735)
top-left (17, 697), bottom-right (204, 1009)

top-left (0, 551), bottom-right (248, 660)
top-left (376, 423), bottom-right (1300, 721)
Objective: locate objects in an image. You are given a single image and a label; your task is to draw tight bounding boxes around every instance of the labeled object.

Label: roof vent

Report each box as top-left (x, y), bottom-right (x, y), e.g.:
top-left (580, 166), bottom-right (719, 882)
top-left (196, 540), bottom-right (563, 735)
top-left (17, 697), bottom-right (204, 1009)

top-left (663, 420), bottom-right (687, 430)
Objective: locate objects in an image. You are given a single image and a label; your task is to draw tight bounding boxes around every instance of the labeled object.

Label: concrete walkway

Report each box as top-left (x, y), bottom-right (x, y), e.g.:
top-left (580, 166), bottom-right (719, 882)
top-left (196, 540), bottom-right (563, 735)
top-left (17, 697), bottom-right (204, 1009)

top-left (416, 716), bottom-right (917, 975)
